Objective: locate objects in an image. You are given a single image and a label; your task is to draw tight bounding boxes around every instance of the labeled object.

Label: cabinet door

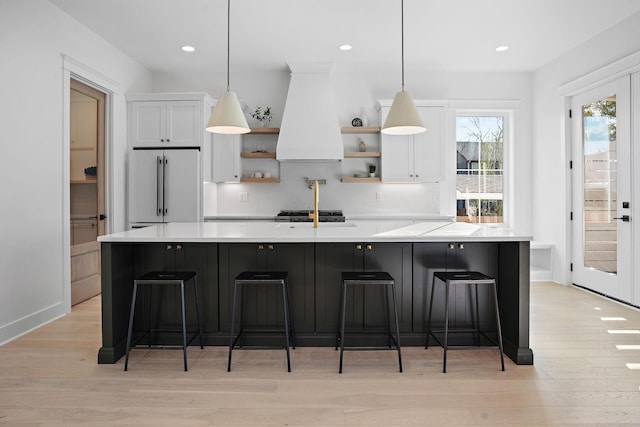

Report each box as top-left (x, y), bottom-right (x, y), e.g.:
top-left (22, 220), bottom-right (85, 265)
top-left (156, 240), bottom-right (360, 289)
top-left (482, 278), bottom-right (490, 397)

top-left (412, 243), bottom-right (448, 332)
top-left (315, 242), bottom-right (412, 334)
top-left (166, 101), bottom-right (201, 147)
top-left (130, 102), bottom-right (166, 147)
top-left (381, 134), bottom-right (414, 182)
top-left (212, 134), bottom-right (241, 183)
top-left (263, 243), bottom-right (315, 333)
top-left (364, 242), bottom-right (413, 332)
top-left (218, 243), bottom-right (315, 334)
top-left (413, 242), bottom-right (499, 335)
top-left (163, 149), bottom-right (201, 223)
top-left (218, 244), bottom-right (261, 331)
top-left (380, 104), bottom-right (445, 183)
top-left (315, 243), bottom-right (362, 333)
top-left (413, 106), bottom-right (445, 183)
top-left (131, 243), bottom-right (218, 338)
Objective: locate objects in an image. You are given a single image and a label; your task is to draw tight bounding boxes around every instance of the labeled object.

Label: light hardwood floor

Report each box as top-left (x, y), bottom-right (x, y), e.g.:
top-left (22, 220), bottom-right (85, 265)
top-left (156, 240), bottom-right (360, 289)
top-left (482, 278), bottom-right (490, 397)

top-left (1, 282), bottom-right (640, 426)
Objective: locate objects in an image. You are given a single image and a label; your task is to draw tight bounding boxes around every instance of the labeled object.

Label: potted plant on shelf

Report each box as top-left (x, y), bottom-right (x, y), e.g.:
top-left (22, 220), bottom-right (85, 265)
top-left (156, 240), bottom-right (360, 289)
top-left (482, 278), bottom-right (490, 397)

top-left (368, 164), bottom-right (376, 177)
top-left (250, 106), bottom-right (273, 127)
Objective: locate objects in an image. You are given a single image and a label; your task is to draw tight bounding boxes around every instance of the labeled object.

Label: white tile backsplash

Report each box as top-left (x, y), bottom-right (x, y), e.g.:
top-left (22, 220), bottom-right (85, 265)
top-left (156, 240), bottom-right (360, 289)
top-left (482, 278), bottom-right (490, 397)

top-left (205, 162), bottom-right (442, 217)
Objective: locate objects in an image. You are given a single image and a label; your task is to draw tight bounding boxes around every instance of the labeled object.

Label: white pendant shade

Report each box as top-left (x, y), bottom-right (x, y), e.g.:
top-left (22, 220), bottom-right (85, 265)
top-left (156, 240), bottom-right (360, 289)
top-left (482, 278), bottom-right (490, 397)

top-left (381, 91), bottom-right (426, 135)
top-left (206, 90), bottom-right (250, 134)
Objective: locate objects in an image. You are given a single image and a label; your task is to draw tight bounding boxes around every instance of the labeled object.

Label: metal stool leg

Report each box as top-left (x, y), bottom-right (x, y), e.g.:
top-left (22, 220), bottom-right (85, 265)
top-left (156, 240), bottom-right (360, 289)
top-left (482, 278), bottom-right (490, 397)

top-left (180, 280), bottom-right (188, 371)
top-left (492, 280), bottom-right (505, 371)
top-left (335, 280), bottom-right (345, 351)
top-left (124, 282), bottom-right (139, 371)
top-left (443, 280), bottom-right (450, 373)
top-left (339, 279), bottom-right (348, 374)
top-left (281, 281), bottom-right (292, 373)
top-left (390, 282), bottom-right (403, 373)
top-left (284, 278), bottom-right (295, 349)
top-left (384, 283), bottom-right (392, 348)
top-left (193, 276), bottom-right (204, 349)
top-left (227, 281), bottom-right (239, 372)
top-left (425, 275), bottom-right (436, 349)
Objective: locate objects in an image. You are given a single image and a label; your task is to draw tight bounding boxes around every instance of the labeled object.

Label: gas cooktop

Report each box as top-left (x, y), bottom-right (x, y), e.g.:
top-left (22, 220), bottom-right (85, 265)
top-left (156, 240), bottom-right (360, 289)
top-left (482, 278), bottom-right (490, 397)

top-left (276, 210), bottom-right (345, 222)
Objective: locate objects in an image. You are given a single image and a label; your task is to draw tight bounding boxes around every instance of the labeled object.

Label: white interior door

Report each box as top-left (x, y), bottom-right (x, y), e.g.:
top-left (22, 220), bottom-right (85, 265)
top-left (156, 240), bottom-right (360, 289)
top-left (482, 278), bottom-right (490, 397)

top-left (571, 76), bottom-right (632, 303)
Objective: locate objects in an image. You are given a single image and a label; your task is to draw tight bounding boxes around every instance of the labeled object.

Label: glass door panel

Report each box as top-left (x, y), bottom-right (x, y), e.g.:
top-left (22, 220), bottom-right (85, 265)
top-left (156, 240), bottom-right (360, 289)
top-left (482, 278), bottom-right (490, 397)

top-left (582, 96), bottom-right (617, 273)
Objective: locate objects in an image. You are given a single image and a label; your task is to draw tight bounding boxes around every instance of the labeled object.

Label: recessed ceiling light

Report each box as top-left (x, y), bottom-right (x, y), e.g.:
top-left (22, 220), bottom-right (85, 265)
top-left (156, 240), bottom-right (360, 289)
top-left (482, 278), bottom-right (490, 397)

top-left (339, 44), bottom-right (352, 51)
top-left (495, 45), bottom-right (510, 52)
top-left (181, 45), bottom-right (196, 52)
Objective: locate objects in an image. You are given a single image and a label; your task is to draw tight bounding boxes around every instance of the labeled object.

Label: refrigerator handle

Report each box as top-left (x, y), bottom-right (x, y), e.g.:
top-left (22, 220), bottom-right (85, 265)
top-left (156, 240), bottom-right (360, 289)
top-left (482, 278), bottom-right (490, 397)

top-left (156, 156), bottom-right (163, 216)
top-left (163, 156), bottom-right (168, 215)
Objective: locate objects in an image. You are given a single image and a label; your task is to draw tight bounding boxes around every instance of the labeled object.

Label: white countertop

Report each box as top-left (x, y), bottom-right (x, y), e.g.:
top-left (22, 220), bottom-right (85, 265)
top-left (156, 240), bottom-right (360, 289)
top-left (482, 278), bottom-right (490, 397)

top-left (99, 221), bottom-right (532, 243)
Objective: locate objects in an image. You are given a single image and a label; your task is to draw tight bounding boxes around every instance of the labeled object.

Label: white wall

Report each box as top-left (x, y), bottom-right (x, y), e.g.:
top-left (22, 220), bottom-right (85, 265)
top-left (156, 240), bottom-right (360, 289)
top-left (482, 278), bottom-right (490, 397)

top-left (532, 12), bottom-right (640, 284)
top-left (0, 0), bottom-right (151, 344)
top-left (154, 68), bottom-right (532, 226)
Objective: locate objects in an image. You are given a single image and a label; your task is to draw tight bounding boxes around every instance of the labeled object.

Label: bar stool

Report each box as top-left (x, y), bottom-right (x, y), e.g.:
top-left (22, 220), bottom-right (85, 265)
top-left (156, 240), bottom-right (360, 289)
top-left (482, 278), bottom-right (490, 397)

top-left (337, 271), bottom-right (403, 374)
top-left (124, 271), bottom-right (203, 372)
top-left (227, 271), bottom-right (294, 372)
top-left (426, 271), bottom-right (505, 373)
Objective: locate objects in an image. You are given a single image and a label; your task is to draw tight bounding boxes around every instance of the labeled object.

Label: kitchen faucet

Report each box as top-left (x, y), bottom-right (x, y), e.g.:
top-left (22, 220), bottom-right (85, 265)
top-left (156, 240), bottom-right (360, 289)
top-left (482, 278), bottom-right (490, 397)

top-left (308, 180), bottom-right (319, 228)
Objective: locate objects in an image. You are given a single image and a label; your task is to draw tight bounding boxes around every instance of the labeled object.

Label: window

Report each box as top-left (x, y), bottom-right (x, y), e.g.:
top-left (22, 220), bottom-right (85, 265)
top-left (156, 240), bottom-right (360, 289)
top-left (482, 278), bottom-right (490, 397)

top-left (455, 115), bottom-right (505, 224)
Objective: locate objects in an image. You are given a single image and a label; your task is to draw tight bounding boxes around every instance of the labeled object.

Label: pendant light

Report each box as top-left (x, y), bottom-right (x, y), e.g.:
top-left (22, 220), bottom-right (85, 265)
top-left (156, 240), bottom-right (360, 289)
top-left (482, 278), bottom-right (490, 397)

top-left (381, 0), bottom-right (426, 135)
top-left (206, 0), bottom-right (250, 134)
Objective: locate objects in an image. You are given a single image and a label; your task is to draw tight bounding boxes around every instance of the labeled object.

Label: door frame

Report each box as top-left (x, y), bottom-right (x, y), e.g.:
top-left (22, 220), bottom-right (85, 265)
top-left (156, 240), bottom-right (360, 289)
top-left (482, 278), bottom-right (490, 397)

top-left (62, 55), bottom-right (117, 310)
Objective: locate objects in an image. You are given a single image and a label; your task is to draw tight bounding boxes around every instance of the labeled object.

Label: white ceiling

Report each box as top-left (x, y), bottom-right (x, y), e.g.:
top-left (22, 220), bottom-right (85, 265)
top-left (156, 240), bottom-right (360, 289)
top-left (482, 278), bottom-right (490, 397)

top-left (49, 0), bottom-right (640, 74)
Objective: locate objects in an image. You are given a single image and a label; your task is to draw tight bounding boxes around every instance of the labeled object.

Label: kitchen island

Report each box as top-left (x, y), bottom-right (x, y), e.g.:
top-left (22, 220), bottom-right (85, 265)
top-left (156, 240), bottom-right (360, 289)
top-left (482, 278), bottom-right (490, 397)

top-left (98, 220), bottom-right (533, 365)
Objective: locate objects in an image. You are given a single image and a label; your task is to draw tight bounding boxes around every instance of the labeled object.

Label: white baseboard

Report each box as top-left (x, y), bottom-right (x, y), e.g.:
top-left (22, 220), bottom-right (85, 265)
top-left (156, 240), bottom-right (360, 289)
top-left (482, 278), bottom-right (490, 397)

top-left (0, 302), bottom-right (68, 346)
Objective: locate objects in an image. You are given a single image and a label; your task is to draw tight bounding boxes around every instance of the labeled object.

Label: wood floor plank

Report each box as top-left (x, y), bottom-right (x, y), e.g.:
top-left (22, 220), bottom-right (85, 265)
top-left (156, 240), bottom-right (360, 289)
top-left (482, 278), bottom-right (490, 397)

top-left (1, 282), bottom-right (640, 425)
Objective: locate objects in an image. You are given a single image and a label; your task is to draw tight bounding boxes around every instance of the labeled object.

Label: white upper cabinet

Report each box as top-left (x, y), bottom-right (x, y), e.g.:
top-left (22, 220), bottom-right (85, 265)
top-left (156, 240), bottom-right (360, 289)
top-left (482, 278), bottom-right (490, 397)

top-left (381, 103), bottom-right (445, 183)
top-left (211, 133), bottom-right (241, 183)
top-left (127, 93), bottom-right (213, 148)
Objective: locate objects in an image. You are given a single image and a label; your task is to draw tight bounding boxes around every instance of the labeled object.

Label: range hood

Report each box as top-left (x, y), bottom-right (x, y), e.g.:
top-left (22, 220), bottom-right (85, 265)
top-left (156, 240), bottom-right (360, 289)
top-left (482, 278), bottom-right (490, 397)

top-left (276, 63), bottom-right (343, 162)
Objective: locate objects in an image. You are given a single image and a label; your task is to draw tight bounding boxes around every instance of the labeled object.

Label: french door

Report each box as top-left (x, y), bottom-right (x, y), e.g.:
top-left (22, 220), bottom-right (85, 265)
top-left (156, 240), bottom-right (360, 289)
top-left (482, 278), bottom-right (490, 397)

top-left (571, 76), bottom-right (632, 303)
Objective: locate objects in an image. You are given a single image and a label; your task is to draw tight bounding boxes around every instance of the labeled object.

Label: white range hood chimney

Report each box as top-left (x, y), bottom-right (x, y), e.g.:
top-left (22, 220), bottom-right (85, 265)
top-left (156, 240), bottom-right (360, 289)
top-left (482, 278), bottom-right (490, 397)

top-left (276, 63), bottom-right (343, 162)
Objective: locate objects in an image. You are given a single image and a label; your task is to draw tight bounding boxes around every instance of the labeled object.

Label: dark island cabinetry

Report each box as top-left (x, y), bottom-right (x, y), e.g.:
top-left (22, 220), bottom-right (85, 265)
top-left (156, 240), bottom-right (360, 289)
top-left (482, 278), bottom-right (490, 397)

top-left (98, 242), bottom-right (217, 364)
top-left (218, 243), bottom-right (315, 334)
top-left (412, 242), bottom-right (499, 341)
top-left (315, 242), bottom-right (412, 334)
top-left (131, 243), bottom-right (219, 334)
top-left (99, 237), bottom-right (532, 365)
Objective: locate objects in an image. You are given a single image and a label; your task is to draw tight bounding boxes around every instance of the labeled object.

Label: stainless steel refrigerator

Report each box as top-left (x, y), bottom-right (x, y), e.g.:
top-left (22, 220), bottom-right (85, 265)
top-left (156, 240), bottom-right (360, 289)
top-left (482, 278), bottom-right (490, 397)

top-left (128, 147), bottom-right (201, 228)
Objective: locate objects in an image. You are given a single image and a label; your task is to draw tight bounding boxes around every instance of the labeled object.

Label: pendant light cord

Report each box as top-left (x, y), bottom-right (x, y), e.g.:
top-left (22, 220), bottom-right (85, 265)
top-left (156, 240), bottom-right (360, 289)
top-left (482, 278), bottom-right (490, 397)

top-left (401, 0), bottom-right (405, 92)
top-left (226, 0), bottom-right (231, 92)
